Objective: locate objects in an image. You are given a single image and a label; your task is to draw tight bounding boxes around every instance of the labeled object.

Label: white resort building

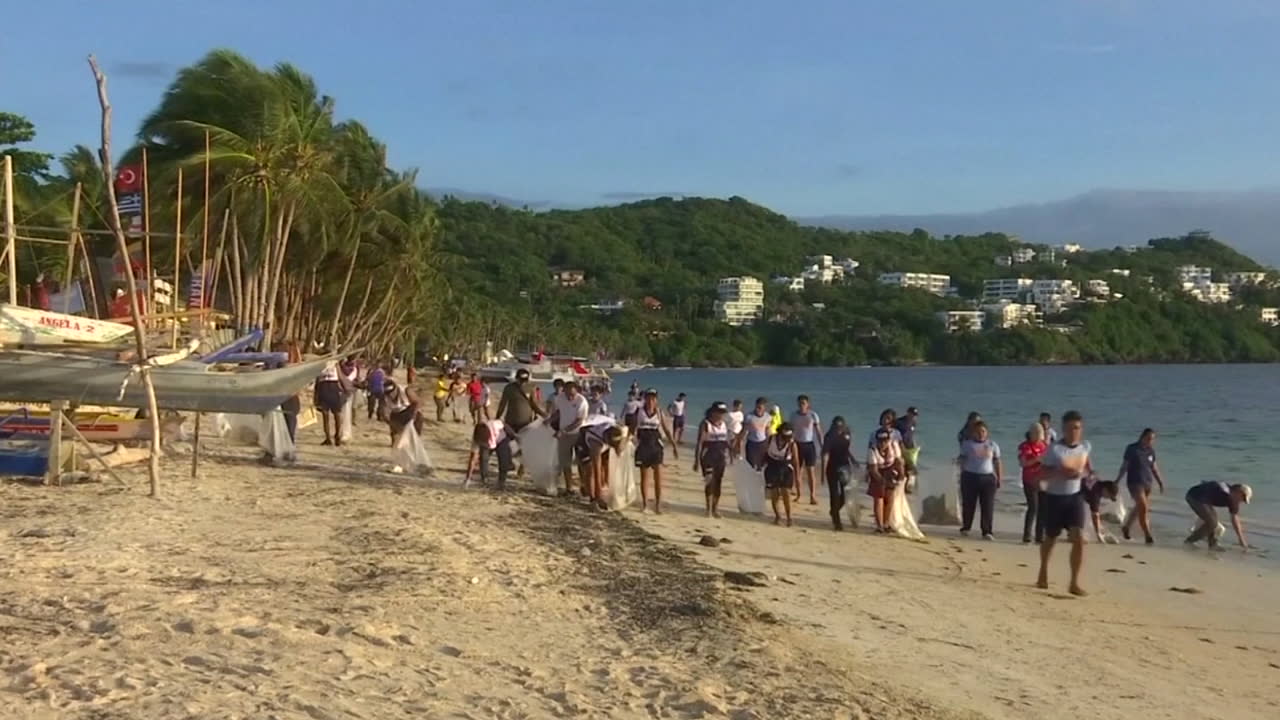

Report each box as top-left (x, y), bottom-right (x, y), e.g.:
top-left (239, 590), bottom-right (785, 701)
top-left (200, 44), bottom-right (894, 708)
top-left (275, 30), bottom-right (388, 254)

top-left (879, 272), bottom-right (955, 297)
top-left (1227, 271), bottom-right (1268, 288)
top-left (1011, 247), bottom-right (1037, 264)
top-left (1177, 265), bottom-right (1213, 286)
top-left (1183, 281), bottom-right (1232, 304)
top-left (771, 275), bottom-right (805, 293)
top-left (936, 310), bottom-right (986, 333)
top-left (714, 276), bottom-right (765, 326)
top-left (982, 301), bottom-right (1041, 329)
top-left (982, 277), bottom-right (1034, 302)
top-left (1261, 308), bottom-right (1279, 326)
top-left (1086, 279), bottom-right (1112, 297)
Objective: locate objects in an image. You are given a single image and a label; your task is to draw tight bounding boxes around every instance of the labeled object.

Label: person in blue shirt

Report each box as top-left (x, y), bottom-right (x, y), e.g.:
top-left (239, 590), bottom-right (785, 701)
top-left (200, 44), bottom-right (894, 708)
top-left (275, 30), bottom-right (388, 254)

top-left (365, 363), bottom-right (387, 421)
top-left (1115, 428), bottom-right (1164, 545)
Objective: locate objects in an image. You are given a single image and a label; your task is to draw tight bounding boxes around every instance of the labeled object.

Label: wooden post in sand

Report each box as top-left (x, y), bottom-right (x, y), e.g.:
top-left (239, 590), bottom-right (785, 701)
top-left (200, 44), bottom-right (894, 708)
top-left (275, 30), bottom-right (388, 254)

top-left (89, 55), bottom-right (164, 498)
top-left (190, 413), bottom-right (201, 479)
top-left (142, 147), bottom-right (153, 318)
top-left (45, 400), bottom-right (65, 486)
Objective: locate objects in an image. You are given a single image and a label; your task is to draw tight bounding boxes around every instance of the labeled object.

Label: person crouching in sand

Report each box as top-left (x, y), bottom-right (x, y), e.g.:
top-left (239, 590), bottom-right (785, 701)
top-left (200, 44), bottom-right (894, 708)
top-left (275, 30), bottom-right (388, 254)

top-left (1184, 480), bottom-right (1253, 551)
top-left (577, 422), bottom-right (625, 509)
top-left (764, 423), bottom-right (800, 526)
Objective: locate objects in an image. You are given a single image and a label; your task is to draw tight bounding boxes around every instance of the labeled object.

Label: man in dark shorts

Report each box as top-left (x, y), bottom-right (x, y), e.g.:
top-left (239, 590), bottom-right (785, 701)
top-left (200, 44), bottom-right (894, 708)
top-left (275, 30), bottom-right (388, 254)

top-left (789, 395), bottom-right (824, 505)
top-left (741, 397), bottom-right (772, 470)
top-left (667, 393), bottom-right (687, 445)
top-left (1036, 410), bottom-right (1092, 597)
top-left (1115, 428), bottom-right (1164, 544)
top-left (1184, 480), bottom-right (1253, 551)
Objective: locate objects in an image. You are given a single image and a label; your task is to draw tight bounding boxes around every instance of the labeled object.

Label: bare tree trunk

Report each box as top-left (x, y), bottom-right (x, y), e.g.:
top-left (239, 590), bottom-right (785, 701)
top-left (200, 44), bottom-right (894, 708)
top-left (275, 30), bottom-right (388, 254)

top-left (328, 220), bottom-right (361, 347)
top-left (262, 201), bottom-right (296, 347)
top-left (342, 276), bottom-right (375, 346)
top-left (228, 208), bottom-right (244, 325)
top-left (89, 56), bottom-right (163, 498)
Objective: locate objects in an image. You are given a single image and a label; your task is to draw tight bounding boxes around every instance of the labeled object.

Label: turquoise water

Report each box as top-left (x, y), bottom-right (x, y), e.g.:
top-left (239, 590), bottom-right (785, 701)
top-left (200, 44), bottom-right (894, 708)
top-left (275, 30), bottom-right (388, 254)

top-left (617, 365), bottom-right (1280, 550)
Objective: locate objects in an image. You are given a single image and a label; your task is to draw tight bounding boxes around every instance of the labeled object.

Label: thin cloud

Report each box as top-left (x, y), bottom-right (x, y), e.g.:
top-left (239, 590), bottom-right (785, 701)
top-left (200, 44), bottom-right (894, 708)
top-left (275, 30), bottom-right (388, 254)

top-left (1043, 42), bottom-right (1117, 55)
top-left (600, 191), bottom-right (691, 200)
top-left (112, 61), bottom-right (173, 80)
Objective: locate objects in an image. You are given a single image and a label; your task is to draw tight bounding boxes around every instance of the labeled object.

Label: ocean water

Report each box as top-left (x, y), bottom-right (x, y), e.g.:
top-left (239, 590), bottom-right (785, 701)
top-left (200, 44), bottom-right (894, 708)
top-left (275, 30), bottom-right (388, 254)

top-left (618, 365), bottom-right (1280, 550)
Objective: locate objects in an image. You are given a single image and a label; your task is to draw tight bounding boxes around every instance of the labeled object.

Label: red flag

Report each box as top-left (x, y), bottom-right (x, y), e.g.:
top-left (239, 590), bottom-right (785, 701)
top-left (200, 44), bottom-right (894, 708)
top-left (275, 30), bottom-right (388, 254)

top-left (115, 165), bottom-right (142, 194)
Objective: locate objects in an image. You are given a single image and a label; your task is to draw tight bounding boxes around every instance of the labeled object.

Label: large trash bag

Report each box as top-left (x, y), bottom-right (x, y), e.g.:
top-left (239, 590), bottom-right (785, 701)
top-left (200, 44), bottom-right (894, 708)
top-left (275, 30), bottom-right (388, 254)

top-left (917, 466), bottom-right (961, 526)
top-left (338, 395), bottom-right (354, 443)
top-left (887, 481), bottom-right (925, 540)
top-left (604, 437), bottom-right (640, 511)
top-left (258, 410), bottom-right (296, 466)
top-left (224, 413), bottom-right (261, 444)
top-left (731, 460), bottom-right (765, 515)
top-left (390, 424), bottom-right (433, 476)
top-left (518, 420), bottom-right (560, 495)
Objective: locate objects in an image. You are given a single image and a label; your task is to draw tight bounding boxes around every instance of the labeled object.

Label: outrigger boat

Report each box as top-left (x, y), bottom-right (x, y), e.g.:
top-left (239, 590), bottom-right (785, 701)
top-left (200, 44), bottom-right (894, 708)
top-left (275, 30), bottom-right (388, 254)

top-left (0, 305), bottom-right (134, 346)
top-left (0, 407), bottom-right (150, 443)
top-left (0, 350), bottom-right (333, 414)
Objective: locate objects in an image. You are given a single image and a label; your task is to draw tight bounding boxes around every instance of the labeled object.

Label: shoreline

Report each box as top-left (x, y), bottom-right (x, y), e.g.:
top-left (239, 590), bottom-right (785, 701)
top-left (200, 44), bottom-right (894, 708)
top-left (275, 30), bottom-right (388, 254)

top-left (1, 415), bottom-right (1277, 719)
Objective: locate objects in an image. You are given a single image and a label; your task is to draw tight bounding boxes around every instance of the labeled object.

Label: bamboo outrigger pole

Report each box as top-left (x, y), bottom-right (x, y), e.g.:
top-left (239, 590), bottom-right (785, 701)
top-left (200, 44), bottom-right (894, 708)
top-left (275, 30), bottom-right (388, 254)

top-left (170, 167), bottom-right (183, 348)
top-left (62, 183), bottom-right (82, 313)
top-left (142, 146), bottom-right (153, 317)
top-left (88, 54), bottom-right (164, 498)
top-left (4, 154), bottom-right (15, 305)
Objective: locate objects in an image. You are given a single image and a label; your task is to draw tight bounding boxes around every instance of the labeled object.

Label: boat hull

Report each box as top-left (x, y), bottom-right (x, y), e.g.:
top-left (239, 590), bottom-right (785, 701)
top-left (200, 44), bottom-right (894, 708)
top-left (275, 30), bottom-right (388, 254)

top-left (0, 352), bottom-right (333, 414)
top-left (0, 305), bottom-right (134, 346)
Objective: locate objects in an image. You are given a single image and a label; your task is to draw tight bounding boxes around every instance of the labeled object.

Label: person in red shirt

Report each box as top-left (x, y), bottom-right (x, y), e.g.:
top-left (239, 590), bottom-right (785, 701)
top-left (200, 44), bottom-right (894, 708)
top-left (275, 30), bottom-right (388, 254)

top-left (1018, 422), bottom-right (1049, 544)
top-left (466, 373), bottom-right (487, 424)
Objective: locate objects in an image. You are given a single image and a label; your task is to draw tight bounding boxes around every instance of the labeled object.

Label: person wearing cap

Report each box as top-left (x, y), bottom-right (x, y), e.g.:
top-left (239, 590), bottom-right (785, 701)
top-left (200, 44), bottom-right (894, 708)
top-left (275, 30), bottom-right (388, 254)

top-left (1184, 480), bottom-right (1253, 551)
top-left (495, 368), bottom-right (544, 436)
top-left (693, 402), bottom-right (733, 518)
top-left (764, 422), bottom-right (800, 526)
top-left (622, 390), bottom-right (643, 435)
top-left (634, 388), bottom-right (678, 513)
top-left (866, 427), bottom-right (906, 533)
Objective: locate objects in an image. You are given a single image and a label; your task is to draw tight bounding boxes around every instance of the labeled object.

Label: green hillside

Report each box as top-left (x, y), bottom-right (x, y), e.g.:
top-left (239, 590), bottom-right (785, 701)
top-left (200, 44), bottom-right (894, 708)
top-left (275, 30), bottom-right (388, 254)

top-left (429, 196), bottom-right (1280, 366)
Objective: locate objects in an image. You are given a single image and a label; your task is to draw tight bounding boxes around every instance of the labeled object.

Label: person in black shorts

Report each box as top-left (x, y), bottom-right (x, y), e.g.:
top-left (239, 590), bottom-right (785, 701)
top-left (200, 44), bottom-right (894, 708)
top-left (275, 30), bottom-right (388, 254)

top-left (1184, 480), bottom-right (1253, 551)
top-left (693, 402), bottom-right (732, 518)
top-left (740, 397), bottom-right (773, 470)
top-left (1115, 428), bottom-right (1164, 544)
top-left (633, 389), bottom-right (678, 514)
top-left (763, 423), bottom-right (800, 526)
top-left (1036, 410), bottom-right (1093, 597)
top-left (822, 417), bottom-right (858, 531)
top-left (668, 393), bottom-right (688, 445)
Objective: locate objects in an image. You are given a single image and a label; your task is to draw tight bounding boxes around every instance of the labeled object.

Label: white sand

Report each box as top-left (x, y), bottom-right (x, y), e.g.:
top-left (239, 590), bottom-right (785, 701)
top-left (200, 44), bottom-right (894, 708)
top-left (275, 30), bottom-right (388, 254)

top-left (0, 416), bottom-right (966, 720)
top-left (641, 442), bottom-right (1280, 720)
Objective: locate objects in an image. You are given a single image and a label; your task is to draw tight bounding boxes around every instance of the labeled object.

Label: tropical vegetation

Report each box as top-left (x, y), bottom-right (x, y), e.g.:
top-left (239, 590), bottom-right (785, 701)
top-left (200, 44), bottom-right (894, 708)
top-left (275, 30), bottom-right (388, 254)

top-left (3, 49), bottom-right (1279, 367)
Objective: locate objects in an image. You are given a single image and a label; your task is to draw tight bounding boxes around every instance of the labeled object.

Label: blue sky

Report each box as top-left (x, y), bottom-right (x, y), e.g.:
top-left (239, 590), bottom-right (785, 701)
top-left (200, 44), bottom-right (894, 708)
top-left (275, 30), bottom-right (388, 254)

top-left (4, 0), bottom-right (1279, 216)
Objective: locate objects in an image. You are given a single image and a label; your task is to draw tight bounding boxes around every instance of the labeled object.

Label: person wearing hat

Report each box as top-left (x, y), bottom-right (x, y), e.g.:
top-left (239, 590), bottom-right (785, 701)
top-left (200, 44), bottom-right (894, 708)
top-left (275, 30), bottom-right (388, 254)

top-left (495, 367), bottom-right (545, 436)
top-left (867, 427), bottom-right (906, 533)
top-left (764, 422), bottom-right (800, 526)
top-left (693, 402), bottom-right (733, 518)
top-left (634, 388), bottom-right (678, 513)
top-left (1184, 480), bottom-right (1253, 551)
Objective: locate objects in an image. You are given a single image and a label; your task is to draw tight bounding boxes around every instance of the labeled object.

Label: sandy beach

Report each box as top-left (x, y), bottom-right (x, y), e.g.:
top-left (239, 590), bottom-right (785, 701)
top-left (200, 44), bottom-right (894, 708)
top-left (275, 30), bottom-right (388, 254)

top-left (1, 412), bottom-right (1277, 719)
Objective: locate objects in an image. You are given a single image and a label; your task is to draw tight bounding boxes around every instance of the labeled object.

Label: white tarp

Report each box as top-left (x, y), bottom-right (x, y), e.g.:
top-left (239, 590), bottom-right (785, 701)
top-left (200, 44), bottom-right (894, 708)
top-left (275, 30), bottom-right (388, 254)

top-left (339, 395), bottom-right (354, 443)
top-left (518, 420), bottom-right (560, 496)
top-left (731, 461), bottom-right (765, 515)
top-left (258, 410), bottom-right (296, 465)
top-left (886, 481), bottom-right (925, 540)
top-left (390, 424), bottom-right (433, 476)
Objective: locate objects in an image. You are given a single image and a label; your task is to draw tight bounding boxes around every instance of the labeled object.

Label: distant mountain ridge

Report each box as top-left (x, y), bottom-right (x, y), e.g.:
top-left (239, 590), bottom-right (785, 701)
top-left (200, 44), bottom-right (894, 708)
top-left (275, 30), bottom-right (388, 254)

top-left (799, 189), bottom-right (1280, 264)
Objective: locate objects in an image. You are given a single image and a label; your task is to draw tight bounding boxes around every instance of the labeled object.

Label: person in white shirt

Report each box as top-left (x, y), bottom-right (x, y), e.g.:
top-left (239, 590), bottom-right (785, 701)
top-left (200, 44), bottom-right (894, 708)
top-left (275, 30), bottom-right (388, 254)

top-left (789, 395), bottom-right (824, 505)
top-left (740, 397), bottom-right (773, 470)
top-left (866, 428), bottom-right (905, 533)
top-left (549, 381), bottom-right (590, 496)
top-left (693, 402), bottom-right (733, 518)
top-left (727, 399), bottom-right (746, 461)
top-left (668, 393), bottom-right (688, 445)
top-left (1036, 410), bottom-right (1093, 597)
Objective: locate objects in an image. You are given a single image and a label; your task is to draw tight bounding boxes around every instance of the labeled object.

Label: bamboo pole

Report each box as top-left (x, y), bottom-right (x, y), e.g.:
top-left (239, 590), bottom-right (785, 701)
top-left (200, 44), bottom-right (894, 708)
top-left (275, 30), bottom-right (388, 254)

top-left (190, 413), bottom-right (201, 479)
top-left (61, 183), bottom-right (82, 313)
top-left (78, 186), bottom-right (100, 318)
top-left (201, 130), bottom-right (210, 305)
top-left (142, 147), bottom-right (153, 317)
top-left (89, 55), bottom-right (163, 498)
top-left (170, 167), bottom-right (183, 348)
top-left (46, 400), bottom-right (64, 486)
top-left (4, 155), bottom-right (15, 305)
